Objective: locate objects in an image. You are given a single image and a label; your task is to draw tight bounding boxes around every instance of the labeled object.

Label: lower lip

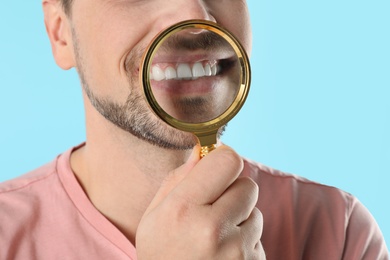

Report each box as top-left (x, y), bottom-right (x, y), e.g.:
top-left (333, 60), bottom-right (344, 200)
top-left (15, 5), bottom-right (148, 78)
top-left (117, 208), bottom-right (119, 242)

top-left (150, 76), bottom-right (221, 96)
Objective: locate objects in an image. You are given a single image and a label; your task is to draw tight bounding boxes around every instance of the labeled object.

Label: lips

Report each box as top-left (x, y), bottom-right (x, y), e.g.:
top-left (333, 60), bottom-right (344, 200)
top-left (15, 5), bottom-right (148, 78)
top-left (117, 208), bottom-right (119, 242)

top-left (150, 60), bottom-right (219, 81)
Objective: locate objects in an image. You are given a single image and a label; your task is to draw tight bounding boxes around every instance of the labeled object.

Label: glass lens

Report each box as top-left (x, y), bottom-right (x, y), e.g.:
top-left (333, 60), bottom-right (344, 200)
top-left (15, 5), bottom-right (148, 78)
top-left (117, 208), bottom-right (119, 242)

top-left (148, 27), bottom-right (241, 124)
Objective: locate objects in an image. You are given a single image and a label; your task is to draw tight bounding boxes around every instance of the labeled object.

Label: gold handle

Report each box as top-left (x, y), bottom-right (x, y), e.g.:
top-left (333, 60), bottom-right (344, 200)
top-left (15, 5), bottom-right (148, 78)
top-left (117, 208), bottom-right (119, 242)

top-left (200, 144), bottom-right (217, 158)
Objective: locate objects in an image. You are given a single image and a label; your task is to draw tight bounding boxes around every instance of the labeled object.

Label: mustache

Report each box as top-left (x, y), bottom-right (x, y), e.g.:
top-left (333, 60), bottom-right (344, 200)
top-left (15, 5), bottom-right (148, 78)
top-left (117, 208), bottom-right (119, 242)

top-left (159, 31), bottom-right (231, 52)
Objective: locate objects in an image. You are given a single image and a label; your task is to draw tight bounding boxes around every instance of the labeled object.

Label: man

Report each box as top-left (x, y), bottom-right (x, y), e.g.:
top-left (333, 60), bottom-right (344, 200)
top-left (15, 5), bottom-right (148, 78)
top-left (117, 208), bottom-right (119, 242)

top-left (0, 0), bottom-right (388, 259)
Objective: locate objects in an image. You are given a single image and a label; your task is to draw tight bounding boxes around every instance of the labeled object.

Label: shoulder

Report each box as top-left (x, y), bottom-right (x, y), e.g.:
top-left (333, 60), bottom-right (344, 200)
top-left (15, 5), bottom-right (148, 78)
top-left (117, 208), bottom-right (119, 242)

top-left (0, 151), bottom-right (80, 258)
top-left (242, 158), bottom-right (389, 259)
top-left (0, 159), bottom-right (59, 250)
top-left (241, 157), bottom-right (354, 209)
top-left (0, 158), bottom-right (60, 223)
top-left (0, 144), bottom-right (82, 203)
top-left (0, 159), bottom-right (58, 195)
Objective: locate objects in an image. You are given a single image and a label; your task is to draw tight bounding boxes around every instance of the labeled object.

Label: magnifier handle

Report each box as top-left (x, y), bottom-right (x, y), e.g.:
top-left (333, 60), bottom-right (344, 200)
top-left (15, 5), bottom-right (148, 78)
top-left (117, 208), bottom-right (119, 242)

top-left (200, 144), bottom-right (217, 158)
top-left (197, 132), bottom-right (218, 158)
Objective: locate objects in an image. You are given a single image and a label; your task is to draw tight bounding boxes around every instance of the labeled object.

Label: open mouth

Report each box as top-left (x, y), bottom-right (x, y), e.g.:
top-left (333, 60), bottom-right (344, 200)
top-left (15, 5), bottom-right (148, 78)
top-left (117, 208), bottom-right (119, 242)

top-left (145, 55), bottom-right (239, 121)
top-left (150, 58), bottom-right (236, 81)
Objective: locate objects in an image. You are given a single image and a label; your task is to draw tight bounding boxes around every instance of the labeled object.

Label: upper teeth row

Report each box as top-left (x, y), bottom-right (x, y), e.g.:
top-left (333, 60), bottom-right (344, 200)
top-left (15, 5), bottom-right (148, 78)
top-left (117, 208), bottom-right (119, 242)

top-left (150, 62), bottom-right (218, 81)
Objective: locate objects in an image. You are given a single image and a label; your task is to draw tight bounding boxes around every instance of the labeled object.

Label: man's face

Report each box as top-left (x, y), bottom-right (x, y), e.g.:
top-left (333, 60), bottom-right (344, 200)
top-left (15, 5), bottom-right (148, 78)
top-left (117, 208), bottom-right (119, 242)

top-left (70, 0), bottom-right (252, 149)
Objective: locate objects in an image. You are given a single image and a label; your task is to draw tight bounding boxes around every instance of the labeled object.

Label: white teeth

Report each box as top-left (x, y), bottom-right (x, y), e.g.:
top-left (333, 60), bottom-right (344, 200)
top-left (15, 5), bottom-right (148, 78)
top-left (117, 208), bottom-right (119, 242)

top-left (165, 66), bottom-right (177, 79)
top-left (204, 63), bottom-right (212, 76)
top-left (177, 63), bottom-right (192, 79)
top-left (150, 61), bottom-right (218, 81)
top-left (211, 63), bottom-right (217, 76)
top-left (192, 62), bottom-right (206, 78)
top-left (152, 66), bottom-right (165, 81)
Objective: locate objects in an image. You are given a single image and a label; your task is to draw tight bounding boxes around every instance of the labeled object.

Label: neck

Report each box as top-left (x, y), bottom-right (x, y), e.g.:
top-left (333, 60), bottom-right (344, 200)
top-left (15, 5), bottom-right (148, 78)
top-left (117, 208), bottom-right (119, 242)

top-left (71, 97), bottom-right (192, 245)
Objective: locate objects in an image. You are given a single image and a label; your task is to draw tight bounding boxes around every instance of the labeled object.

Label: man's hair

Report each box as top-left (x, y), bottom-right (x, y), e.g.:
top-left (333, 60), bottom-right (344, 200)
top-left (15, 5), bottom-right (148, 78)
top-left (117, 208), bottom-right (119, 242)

top-left (60, 0), bottom-right (73, 16)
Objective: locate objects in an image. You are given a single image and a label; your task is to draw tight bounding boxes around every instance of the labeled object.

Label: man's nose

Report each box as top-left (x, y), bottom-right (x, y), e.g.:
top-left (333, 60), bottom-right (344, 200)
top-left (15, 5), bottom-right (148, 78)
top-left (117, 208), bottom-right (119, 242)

top-left (153, 0), bottom-right (216, 33)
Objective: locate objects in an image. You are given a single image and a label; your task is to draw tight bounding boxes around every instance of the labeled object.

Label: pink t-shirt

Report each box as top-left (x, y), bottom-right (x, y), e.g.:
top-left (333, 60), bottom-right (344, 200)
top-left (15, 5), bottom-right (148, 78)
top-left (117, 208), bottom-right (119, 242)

top-left (0, 145), bottom-right (388, 259)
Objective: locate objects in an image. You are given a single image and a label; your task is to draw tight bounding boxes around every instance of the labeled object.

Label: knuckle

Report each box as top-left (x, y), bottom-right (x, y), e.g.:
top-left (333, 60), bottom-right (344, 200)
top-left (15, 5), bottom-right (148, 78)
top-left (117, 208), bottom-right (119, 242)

top-left (255, 241), bottom-right (267, 259)
top-left (241, 177), bottom-right (259, 195)
top-left (252, 207), bottom-right (263, 222)
top-left (227, 242), bottom-right (247, 259)
top-left (235, 177), bottom-right (259, 203)
top-left (202, 222), bottom-right (221, 243)
top-left (172, 199), bottom-right (192, 223)
top-left (198, 221), bottom-right (226, 252)
top-left (215, 147), bottom-right (243, 173)
top-left (250, 207), bottom-right (264, 237)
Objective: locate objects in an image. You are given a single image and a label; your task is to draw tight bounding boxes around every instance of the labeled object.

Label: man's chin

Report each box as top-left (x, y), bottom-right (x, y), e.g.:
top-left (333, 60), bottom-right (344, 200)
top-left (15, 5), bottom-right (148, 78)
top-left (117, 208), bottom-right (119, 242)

top-left (139, 123), bottom-right (227, 151)
top-left (139, 126), bottom-right (198, 150)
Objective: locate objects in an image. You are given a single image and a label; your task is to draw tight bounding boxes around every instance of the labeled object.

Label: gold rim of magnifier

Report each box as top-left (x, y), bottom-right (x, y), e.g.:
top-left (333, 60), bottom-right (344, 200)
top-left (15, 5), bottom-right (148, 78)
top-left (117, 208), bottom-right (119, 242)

top-left (141, 19), bottom-right (251, 138)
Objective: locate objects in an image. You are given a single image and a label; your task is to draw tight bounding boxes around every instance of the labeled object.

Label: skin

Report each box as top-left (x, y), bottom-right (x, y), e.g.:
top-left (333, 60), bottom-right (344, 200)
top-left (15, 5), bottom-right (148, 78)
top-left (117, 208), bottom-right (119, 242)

top-left (42, 0), bottom-right (265, 258)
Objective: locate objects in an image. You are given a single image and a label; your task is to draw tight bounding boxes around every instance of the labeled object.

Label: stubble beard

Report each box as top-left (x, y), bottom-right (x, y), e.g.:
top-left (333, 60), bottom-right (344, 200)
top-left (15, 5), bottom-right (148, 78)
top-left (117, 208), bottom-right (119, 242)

top-left (72, 29), bottom-right (199, 150)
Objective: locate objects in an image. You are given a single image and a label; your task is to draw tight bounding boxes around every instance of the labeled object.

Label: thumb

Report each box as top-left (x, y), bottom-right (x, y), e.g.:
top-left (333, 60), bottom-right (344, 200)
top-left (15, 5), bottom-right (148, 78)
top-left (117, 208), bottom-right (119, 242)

top-left (143, 145), bottom-right (201, 216)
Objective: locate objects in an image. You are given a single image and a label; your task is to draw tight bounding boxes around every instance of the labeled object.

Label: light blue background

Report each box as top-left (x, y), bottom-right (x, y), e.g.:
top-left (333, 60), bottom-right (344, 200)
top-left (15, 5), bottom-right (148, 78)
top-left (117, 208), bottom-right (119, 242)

top-left (1, 0), bottom-right (389, 248)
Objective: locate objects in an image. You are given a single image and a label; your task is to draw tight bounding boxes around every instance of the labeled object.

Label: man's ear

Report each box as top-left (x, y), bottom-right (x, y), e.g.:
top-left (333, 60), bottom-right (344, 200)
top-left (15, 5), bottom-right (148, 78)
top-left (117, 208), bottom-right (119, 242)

top-left (42, 0), bottom-right (75, 70)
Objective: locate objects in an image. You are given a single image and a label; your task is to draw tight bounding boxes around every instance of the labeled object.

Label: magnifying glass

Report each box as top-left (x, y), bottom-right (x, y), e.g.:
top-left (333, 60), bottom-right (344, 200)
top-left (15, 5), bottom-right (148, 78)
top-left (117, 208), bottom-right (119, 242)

top-left (140, 20), bottom-right (251, 157)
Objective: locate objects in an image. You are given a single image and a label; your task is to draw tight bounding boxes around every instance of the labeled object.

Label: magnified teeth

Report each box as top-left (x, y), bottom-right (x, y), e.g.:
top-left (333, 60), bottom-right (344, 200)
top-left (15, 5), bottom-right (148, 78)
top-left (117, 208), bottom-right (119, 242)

top-left (165, 66), bottom-right (177, 79)
top-left (192, 62), bottom-right (206, 78)
top-left (150, 61), bottom-right (218, 81)
top-left (204, 64), bottom-right (212, 76)
top-left (211, 63), bottom-right (217, 76)
top-left (152, 66), bottom-right (165, 81)
top-left (177, 64), bottom-right (192, 79)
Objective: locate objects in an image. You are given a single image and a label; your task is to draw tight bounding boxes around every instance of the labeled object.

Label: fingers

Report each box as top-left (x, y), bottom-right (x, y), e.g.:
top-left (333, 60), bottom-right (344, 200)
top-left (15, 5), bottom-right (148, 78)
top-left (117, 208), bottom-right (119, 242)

top-left (239, 207), bottom-right (263, 249)
top-left (219, 208), bottom-right (265, 259)
top-left (172, 145), bottom-right (244, 205)
top-left (232, 208), bottom-right (265, 259)
top-left (212, 176), bottom-right (259, 225)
